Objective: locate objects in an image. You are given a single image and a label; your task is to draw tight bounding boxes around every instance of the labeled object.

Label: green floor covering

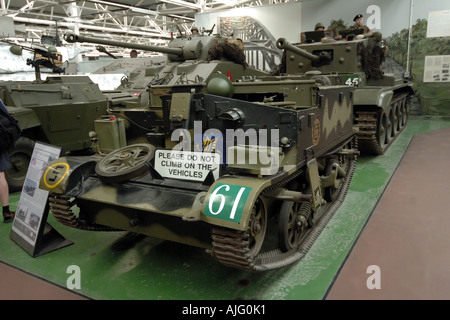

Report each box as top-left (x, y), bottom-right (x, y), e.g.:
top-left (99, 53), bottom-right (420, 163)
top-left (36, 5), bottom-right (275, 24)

top-left (1, 115), bottom-right (449, 300)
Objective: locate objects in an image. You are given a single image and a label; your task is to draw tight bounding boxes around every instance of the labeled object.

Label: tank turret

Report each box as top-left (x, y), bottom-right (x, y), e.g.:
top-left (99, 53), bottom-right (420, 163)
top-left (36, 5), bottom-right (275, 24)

top-left (276, 37), bottom-right (328, 66)
top-left (63, 32), bottom-right (267, 147)
top-left (276, 36), bottom-right (414, 155)
top-left (65, 32), bottom-right (219, 62)
top-left (276, 37), bottom-right (366, 75)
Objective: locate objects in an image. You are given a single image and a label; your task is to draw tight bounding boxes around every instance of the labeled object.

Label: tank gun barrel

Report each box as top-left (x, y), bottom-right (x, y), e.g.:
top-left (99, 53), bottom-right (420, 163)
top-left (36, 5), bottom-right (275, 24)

top-left (64, 32), bottom-right (183, 57)
top-left (276, 38), bottom-right (320, 63)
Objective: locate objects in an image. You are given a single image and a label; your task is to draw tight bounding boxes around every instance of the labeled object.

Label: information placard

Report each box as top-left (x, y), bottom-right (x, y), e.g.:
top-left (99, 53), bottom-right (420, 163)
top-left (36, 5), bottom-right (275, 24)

top-left (10, 142), bottom-right (73, 257)
top-left (154, 150), bottom-right (220, 182)
top-left (426, 10), bottom-right (450, 38)
top-left (423, 55), bottom-right (450, 83)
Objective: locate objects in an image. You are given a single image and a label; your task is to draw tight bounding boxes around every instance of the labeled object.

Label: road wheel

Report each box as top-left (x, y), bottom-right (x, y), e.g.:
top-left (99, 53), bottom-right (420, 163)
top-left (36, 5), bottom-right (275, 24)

top-left (247, 197), bottom-right (267, 258)
top-left (95, 144), bottom-right (155, 183)
top-left (278, 200), bottom-right (311, 252)
top-left (377, 112), bottom-right (388, 150)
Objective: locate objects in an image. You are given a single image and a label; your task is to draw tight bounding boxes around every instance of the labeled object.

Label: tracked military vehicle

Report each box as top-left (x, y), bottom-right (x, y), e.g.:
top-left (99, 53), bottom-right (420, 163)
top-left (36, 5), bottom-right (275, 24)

top-left (63, 32), bottom-right (267, 146)
top-left (92, 54), bottom-right (167, 95)
top-left (0, 43), bottom-right (109, 191)
top-left (63, 32), bottom-right (265, 97)
top-left (277, 34), bottom-right (414, 155)
top-left (39, 53), bottom-right (358, 270)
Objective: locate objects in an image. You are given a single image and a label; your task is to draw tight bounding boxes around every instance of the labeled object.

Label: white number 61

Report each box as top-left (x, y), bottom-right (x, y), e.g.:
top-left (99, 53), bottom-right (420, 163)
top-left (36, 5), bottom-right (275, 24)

top-left (208, 184), bottom-right (246, 220)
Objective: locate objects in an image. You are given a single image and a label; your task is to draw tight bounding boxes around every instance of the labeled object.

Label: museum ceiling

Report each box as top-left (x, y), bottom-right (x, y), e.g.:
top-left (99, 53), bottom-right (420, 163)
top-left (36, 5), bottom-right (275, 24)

top-left (3, 0), bottom-right (296, 44)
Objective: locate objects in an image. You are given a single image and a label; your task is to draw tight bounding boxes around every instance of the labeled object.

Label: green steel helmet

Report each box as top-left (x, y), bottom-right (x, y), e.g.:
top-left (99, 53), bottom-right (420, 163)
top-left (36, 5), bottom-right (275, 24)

top-left (47, 46), bottom-right (57, 53)
top-left (314, 23), bottom-right (325, 31)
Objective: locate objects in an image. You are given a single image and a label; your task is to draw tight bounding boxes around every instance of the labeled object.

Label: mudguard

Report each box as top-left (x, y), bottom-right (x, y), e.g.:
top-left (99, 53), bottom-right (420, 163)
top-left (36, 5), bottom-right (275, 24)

top-left (39, 155), bottom-right (99, 195)
top-left (353, 88), bottom-right (393, 111)
top-left (201, 176), bottom-right (271, 231)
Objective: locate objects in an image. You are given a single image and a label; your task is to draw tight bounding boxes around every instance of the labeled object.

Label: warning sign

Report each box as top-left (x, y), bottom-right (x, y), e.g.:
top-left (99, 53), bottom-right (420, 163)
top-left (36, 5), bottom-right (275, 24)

top-left (154, 150), bottom-right (220, 182)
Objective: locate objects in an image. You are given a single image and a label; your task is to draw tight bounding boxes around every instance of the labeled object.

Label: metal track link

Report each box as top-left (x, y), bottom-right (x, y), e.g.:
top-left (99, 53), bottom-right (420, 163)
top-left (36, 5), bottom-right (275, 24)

top-left (355, 111), bottom-right (384, 155)
top-left (355, 92), bottom-right (410, 155)
top-left (48, 193), bottom-right (119, 231)
top-left (355, 112), bottom-right (377, 138)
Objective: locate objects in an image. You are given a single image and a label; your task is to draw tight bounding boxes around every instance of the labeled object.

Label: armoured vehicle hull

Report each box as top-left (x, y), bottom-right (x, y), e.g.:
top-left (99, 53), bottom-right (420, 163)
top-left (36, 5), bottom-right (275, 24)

top-left (277, 37), bottom-right (414, 155)
top-left (1, 75), bottom-right (108, 191)
top-left (40, 74), bottom-right (358, 270)
top-left (112, 59), bottom-right (270, 146)
top-left (94, 55), bottom-right (167, 96)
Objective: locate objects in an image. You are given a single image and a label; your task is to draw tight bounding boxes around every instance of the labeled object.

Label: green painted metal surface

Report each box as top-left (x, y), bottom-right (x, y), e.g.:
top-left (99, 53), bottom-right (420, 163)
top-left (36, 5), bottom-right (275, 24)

top-left (1, 116), bottom-right (449, 300)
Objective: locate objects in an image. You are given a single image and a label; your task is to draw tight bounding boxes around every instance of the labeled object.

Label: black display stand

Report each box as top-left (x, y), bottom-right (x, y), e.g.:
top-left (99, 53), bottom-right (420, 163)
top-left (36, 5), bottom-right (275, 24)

top-left (9, 142), bottom-right (73, 257)
top-left (10, 205), bottom-right (73, 258)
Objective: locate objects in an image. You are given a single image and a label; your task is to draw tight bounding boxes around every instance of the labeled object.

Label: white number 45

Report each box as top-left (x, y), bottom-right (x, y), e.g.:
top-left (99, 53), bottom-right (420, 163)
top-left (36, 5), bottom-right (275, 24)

top-left (345, 77), bottom-right (359, 86)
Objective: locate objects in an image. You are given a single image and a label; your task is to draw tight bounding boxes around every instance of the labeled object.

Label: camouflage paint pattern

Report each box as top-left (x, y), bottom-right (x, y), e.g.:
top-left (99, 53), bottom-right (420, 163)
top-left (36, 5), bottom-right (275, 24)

top-left (39, 77), bottom-right (355, 241)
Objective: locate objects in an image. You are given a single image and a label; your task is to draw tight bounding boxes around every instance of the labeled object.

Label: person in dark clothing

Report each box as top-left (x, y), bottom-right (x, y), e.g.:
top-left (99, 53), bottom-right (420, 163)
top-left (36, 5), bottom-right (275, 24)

top-left (0, 100), bottom-right (15, 223)
top-left (350, 14), bottom-right (373, 38)
top-left (0, 156), bottom-right (14, 223)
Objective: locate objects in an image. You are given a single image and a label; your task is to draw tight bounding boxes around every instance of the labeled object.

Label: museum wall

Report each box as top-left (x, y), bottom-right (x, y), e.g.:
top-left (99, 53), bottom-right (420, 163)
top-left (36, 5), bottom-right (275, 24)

top-left (196, 0), bottom-right (450, 116)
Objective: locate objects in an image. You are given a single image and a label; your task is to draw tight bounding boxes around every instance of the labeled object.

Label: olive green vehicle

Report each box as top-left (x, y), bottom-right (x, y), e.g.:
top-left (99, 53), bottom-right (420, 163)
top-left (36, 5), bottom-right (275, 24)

top-left (64, 27), bottom-right (255, 101)
top-left (1, 77), bottom-right (109, 191)
top-left (39, 45), bottom-right (359, 270)
top-left (63, 32), bottom-right (267, 146)
top-left (0, 42), bottom-right (112, 192)
top-left (92, 54), bottom-right (167, 97)
top-left (277, 34), bottom-right (414, 155)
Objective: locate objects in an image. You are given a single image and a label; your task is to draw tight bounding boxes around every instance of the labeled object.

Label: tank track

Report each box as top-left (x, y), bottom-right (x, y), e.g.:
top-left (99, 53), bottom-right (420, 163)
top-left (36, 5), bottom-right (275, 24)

top-left (48, 193), bottom-right (119, 231)
top-left (355, 92), bottom-right (410, 155)
top-left (211, 137), bottom-right (358, 271)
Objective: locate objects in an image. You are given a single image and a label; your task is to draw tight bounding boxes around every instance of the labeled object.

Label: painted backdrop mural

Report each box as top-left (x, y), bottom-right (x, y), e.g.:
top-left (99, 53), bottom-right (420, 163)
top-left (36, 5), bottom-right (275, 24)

top-left (388, 18), bottom-right (450, 115)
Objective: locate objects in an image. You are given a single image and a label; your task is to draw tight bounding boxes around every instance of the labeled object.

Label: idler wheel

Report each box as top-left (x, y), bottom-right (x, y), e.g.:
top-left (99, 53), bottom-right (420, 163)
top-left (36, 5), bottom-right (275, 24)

top-left (400, 98), bottom-right (408, 128)
top-left (389, 106), bottom-right (398, 137)
top-left (386, 108), bottom-right (394, 142)
top-left (394, 102), bottom-right (402, 132)
top-left (95, 144), bottom-right (155, 183)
